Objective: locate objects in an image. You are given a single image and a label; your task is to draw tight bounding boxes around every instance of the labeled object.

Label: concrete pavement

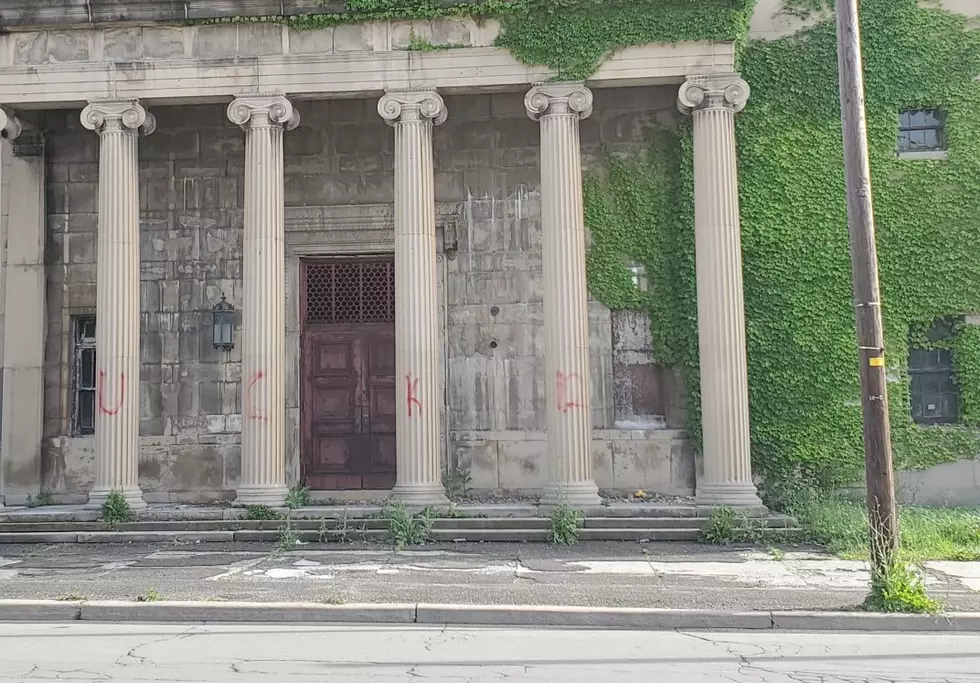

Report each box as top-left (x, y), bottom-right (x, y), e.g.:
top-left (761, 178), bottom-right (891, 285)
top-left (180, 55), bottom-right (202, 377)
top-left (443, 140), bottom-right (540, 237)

top-left (2, 623), bottom-right (980, 682)
top-left (3, 541), bottom-right (980, 612)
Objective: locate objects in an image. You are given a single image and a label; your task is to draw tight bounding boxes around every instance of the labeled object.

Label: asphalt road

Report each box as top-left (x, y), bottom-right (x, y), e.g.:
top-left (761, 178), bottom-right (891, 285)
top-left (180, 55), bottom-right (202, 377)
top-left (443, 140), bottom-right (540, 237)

top-left (1, 623), bottom-right (979, 682)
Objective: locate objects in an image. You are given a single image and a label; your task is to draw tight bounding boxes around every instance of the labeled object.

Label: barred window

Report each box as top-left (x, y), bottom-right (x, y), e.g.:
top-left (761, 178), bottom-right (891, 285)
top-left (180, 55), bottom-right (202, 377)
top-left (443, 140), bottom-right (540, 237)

top-left (304, 259), bottom-right (395, 325)
top-left (72, 316), bottom-right (96, 435)
top-left (908, 317), bottom-right (959, 425)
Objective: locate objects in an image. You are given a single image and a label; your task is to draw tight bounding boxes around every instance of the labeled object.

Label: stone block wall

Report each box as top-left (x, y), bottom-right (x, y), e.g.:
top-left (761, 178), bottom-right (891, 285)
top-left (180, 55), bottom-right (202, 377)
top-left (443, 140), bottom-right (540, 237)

top-left (40, 85), bottom-right (693, 501)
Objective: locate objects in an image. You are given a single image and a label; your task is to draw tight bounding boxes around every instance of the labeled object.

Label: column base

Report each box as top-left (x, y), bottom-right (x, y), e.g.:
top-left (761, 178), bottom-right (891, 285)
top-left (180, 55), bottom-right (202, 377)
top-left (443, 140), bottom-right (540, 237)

top-left (390, 483), bottom-right (449, 507)
top-left (540, 481), bottom-right (602, 508)
top-left (86, 487), bottom-right (147, 511)
top-left (696, 482), bottom-right (766, 511)
top-left (235, 485), bottom-right (289, 507)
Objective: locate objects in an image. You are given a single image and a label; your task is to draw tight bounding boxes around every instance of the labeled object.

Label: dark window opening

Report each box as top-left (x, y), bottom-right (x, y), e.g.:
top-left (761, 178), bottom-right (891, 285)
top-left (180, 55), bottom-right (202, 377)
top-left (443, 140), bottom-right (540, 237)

top-left (72, 316), bottom-right (96, 435)
top-left (908, 316), bottom-right (959, 425)
top-left (898, 109), bottom-right (946, 154)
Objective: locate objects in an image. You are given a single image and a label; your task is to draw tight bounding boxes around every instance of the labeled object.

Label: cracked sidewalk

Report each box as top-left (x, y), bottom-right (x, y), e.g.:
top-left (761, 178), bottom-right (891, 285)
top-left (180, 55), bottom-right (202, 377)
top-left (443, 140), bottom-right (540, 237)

top-left (2, 540), bottom-right (980, 612)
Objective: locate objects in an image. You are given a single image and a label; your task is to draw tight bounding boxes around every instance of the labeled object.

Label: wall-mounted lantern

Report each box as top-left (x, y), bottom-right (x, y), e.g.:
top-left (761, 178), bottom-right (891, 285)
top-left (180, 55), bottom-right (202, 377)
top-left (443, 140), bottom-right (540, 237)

top-left (213, 295), bottom-right (235, 351)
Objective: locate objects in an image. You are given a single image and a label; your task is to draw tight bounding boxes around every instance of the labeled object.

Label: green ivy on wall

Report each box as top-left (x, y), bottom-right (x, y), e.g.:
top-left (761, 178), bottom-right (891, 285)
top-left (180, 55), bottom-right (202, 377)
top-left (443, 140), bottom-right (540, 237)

top-left (737, 0), bottom-right (980, 489)
top-left (495, 0), bottom-right (754, 80)
top-left (206, 1), bottom-right (752, 80)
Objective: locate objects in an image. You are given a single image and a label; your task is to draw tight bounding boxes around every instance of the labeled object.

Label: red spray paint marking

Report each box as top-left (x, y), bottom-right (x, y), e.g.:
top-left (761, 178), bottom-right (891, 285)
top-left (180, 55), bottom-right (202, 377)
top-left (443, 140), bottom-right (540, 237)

top-left (245, 371), bottom-right (268, 421)
top-left (556, 371), bottom-right (584, 413)
top-left (406, 374), bottom-right (422, 417)
top-left (97, 370), bottom-right (125, 416)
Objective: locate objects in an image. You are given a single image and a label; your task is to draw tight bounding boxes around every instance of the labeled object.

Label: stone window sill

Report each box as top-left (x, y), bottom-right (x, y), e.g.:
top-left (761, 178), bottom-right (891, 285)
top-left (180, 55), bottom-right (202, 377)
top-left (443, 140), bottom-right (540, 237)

top-left (897, 150), bottom-right (949, 161)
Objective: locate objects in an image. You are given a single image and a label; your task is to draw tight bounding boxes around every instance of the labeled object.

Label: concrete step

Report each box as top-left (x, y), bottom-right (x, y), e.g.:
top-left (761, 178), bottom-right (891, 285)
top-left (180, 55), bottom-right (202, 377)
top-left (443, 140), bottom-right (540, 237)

top-left (0, 524), bottom-right (802, 544)
top-left (582, 517), bottom-right (708, 530)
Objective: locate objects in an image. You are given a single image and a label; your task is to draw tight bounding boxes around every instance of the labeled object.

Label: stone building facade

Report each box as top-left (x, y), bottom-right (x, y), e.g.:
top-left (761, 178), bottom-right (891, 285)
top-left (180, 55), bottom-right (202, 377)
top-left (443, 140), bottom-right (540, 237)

top-left (0, 2), bottom-right (796, 509)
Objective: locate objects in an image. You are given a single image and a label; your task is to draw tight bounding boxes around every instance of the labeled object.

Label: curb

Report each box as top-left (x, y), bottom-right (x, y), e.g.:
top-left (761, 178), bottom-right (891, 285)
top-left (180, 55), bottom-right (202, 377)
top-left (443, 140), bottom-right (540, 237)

top-left (2, 600), bottom-right (979, 631)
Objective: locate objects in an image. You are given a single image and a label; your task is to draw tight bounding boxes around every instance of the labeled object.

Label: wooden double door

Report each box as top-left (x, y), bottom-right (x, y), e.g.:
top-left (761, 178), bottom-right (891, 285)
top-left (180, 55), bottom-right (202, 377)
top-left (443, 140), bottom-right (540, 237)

top-left (300, 259), bottom-right (397, 490)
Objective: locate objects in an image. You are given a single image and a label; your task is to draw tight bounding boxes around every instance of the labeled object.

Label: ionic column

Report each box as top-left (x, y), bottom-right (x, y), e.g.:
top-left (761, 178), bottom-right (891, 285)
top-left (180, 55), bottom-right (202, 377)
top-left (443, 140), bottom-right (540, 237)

top-left (227, 95), bottom-right (298, 506)
top-left (526, 84), bottom-right (601, 507)
top-left (81, 100), bottom-right (155, 510)
top-left (678, 74), bottom-right (763, 508)
top-left (378, 89), bottom-right (449, 506)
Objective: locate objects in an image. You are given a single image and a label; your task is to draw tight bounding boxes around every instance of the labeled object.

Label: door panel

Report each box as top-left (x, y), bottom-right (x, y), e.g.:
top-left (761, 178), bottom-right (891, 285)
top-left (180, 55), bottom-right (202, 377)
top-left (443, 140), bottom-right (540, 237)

top-left (363, 327), bottom-right (396, 488)
top-left (301, 258), bottom-right (397, 490)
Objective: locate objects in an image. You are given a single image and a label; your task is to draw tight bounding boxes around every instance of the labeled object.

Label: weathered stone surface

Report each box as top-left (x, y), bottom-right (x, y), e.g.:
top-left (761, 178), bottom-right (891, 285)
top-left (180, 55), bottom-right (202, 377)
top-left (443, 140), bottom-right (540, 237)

top-left (333, 24), bottom-right (373, 52)
top-left (143, 27), bottom-right (185, 59)
top-left (288, 27), bottom-right (334, 55)
top-left (104, 27), bottom-right (143, 60)
top-left (238, 24), bottom-right (283, 57)
top-left (40, 88), bottom-right (686, 501)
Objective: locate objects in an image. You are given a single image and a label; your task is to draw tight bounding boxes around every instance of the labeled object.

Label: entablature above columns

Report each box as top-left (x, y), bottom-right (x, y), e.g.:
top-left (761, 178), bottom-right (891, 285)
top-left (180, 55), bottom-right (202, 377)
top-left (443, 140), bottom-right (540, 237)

top-left (0, 41), bottom-right (735, 109)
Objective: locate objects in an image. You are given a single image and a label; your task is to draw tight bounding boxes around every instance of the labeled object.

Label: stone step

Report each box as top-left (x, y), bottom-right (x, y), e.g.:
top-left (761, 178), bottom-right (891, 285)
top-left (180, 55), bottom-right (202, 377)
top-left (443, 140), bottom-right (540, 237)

top-left (582, 517), bottom-right (708, 530)
top-left (0, 516), bottom-right (796, 534)
top-left (0, 524), bottom-right (801, 545)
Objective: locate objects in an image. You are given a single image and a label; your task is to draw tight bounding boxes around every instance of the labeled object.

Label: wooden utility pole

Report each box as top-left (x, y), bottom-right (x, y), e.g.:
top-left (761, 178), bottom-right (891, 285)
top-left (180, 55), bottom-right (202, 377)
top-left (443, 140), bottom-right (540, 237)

top-left (835, 0), bottom-right (899, 571)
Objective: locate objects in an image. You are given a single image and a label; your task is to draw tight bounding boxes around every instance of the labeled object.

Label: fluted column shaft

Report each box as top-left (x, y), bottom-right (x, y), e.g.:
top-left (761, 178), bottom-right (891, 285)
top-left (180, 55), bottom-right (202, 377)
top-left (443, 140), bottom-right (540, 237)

top-left (526, 84), bottom-right (601, 507)
top-left (81, 100), bottom-right (155, 510)
top-left (679, 74), bottom-right (763, 508)
top-left (227, 95), bottom-right (298, 506)
top-left (379, 90), bottom-right (449, 506)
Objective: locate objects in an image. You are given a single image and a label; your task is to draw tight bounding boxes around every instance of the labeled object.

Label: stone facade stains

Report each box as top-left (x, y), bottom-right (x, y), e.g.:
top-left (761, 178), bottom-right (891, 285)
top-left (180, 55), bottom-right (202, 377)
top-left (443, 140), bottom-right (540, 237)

top-left (37, 87), bottom-right (693, 502)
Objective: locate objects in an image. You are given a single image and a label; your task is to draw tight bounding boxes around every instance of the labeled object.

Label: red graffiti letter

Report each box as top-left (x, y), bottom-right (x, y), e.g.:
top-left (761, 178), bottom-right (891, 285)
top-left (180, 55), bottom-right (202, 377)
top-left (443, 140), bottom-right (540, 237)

top-left (245, 371), bottom-right (268, 421)
top-left (406, 374), bottom-right (422, 417)
top-left (556, 371), bottom-right (584, 413)
top-left (97, 370), bottom-right (125, 416)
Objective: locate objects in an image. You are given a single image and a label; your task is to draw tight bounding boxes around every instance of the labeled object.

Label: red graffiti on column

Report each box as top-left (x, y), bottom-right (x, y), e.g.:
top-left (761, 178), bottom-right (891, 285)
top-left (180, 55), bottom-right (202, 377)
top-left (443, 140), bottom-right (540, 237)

top-left (406, 374), bottom-right (422, 417)
top-left (556, 371), bottom-right (584, 413)
top-left (97, 370), bottom-right (125, 416)
top-left (245, 371), bottom-right (268, 421)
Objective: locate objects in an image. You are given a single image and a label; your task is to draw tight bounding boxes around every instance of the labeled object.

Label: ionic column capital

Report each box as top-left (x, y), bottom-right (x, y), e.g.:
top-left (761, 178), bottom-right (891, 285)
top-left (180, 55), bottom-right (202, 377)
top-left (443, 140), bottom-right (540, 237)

top-left (525, 83), bottom-right (593, 121)
top-left (378, 89), bottom-right (447, 127)
top-left (81, 99), bottom-right (156, 135)
top-left (678, 73), bottom-right (750, 115)
top-left (0, 106), bottom-right (22, 141)
top-left (227, 94), bottom-right (300, 131)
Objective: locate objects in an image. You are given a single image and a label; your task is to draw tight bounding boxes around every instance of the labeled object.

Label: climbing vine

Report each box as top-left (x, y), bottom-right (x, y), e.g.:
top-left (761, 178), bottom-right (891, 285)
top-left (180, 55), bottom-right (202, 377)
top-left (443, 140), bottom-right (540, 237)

top-left (200, 1), bottom-right (752, 79)
top-left (736, 0), bottom-right (980, 489)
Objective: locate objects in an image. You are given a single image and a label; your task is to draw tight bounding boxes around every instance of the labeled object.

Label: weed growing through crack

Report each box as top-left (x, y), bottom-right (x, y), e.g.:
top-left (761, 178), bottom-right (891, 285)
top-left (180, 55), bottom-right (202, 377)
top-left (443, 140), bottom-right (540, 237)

top-left (319, 593), bottom-right (347, 605)
top-left (547, 503), bottom-right (583, 546)
top-left (325, 507), bottom-right (366, 543)
top-left (863, 514), bottom-right (942, 615)
top-left (285, 486), bottom-right (312, 509)
top-left (445, 503), bottom-right (468, 519)
top-left (274, 520), bottom-right (298, 556)
top-left (135, 589), bottom-right (164, 602)
top-left (864, 560), bottom-right (941, 614)
top-left (100, 489), bottom-right (135, 529)
top-left (766, 546), bottom-right (786, 561)
top-left (384, 501), bottom-right (434, 548)
top-left (441, 468), bottom-right (472, 500)
top-left (700, 507), bottom-right (765, 545)
top-left (56, 593), bottom-right (87, 602)
top-left (244, 504), bottom-right (283, 521)
top-left (27, 489), bottom-right (55, 508)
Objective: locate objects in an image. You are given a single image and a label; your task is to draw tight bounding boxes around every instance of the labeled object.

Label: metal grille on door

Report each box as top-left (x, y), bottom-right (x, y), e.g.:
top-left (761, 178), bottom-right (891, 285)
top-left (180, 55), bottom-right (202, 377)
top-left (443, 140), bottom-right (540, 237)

top-left (305, 260), bottom-right (395, 325)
